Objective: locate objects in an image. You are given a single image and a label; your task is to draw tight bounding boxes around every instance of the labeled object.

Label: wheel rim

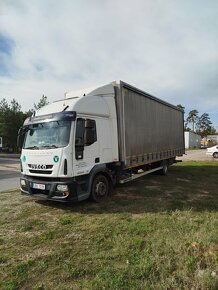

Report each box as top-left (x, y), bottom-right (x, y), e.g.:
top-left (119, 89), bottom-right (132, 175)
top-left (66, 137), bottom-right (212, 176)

top-left (91, 174), bottom-right (110, 202)
top-left (214, 153), bottom-right (218, 158)
top-left (95, 179), bottom-right (107, 196)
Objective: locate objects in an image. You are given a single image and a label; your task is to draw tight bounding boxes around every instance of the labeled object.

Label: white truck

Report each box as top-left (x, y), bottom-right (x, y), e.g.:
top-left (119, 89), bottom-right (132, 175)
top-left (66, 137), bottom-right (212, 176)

top-left (18, 81), bottom-right (185, 202)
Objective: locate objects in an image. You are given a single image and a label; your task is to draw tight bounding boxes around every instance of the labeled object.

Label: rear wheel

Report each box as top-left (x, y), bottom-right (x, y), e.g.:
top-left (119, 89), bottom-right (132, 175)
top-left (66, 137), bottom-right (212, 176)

top-left (213, 152), bottom-right (218, 158)
top-left (161, 161), bottom-right (168, 175)
top-left (90, 174), bottom-right (110, 202)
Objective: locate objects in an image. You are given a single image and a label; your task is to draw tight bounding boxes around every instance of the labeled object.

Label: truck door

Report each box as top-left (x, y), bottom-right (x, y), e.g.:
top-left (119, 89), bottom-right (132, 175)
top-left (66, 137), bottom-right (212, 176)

top-left (73, 118), bottom-right (99, 176)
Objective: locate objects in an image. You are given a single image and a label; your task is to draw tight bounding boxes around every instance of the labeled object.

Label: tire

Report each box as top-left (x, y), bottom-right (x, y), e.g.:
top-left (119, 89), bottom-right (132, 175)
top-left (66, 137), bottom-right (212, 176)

top-left (90, 174), bottom-right (110, 203)
top-left (161, 161), bottom-right (168, 176)
top-left (213, 152), bottom-right (218, 158)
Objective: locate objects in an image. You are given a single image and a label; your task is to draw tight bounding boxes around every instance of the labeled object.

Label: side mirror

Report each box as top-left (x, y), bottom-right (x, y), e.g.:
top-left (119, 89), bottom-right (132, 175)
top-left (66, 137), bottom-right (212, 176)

top-left (17, 127), bottom-right (27, 148)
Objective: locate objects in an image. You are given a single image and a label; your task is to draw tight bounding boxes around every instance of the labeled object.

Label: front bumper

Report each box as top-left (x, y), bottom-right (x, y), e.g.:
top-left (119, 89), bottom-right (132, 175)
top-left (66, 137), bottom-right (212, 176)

top-left (20, 175), bottom-right (78, 202)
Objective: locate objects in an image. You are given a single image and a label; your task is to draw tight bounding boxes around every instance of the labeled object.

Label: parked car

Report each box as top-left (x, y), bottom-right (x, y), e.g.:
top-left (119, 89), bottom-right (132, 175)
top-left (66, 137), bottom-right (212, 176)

top-left (200, 144), bottom-right (207, 149)
top-left (206, 145), bottom-right (218, 158)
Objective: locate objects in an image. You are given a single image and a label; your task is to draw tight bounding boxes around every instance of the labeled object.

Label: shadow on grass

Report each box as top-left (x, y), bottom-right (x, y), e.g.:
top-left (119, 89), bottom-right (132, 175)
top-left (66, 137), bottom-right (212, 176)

top-left (36, 164), bottom-right (218, 214)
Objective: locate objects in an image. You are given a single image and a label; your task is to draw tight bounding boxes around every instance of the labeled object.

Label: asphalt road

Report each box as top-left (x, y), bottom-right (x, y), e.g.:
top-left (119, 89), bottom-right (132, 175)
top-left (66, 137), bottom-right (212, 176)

top-left (0, 158), bottom-right (20, 192)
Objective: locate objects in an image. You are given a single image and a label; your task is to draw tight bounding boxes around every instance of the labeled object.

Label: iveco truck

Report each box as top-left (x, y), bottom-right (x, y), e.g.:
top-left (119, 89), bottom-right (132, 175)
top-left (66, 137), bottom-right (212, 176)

top-left (18, 81), bottom-right (185, 202)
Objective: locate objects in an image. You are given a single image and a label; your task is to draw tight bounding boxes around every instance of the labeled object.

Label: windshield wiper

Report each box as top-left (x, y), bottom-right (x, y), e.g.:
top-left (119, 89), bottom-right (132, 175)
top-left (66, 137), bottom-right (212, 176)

top-left (41, 144), bottom-right (59, 149)
top-left (25, 146), bottom-right (39, 150)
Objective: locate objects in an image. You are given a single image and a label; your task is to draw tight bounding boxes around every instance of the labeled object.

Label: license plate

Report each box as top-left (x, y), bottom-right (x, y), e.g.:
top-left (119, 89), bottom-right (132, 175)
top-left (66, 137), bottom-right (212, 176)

top-left (32, 183), bottom-right (45, 190)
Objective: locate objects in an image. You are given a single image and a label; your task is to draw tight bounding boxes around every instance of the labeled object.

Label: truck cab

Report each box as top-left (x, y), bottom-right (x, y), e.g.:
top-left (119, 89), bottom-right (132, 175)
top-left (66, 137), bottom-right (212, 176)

top-left (18, 84), bottom-right (119, 202)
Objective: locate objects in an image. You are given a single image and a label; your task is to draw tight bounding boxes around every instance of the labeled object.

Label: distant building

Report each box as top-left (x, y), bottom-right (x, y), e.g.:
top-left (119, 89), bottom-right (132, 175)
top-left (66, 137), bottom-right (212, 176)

top-left (207, 134), bottom-right (218, 144)
top-left (184, 131), bottom-right (201, 149)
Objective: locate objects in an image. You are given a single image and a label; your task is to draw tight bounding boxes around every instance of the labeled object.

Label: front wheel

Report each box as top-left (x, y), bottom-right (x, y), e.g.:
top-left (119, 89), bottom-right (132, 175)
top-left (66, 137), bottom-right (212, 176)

top-left (213, 152), bottom-right (218, 158)
top-left (90, 174), bottom-right (110, 203)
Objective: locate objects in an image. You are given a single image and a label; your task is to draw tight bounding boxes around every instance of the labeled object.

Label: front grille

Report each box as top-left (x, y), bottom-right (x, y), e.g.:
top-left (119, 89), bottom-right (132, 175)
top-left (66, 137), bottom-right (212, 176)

top-left (29, 170), bottom-right (52, 175)
top-left (28, 164), bottom-right (53, 175)
top-left (28, 164), bottom-right (53, 169)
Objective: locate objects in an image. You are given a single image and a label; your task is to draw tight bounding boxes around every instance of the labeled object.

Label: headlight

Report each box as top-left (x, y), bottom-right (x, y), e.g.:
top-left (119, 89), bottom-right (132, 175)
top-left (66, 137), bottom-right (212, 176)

top-left (57, 184), bottom-right (68, 192)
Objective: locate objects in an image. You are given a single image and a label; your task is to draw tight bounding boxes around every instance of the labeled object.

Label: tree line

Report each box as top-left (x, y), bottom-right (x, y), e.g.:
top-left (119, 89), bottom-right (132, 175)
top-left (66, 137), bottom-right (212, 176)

top-left (177, 105), bottom-right (216, 137)
top-left (0, 95), bottom-right (48, 152)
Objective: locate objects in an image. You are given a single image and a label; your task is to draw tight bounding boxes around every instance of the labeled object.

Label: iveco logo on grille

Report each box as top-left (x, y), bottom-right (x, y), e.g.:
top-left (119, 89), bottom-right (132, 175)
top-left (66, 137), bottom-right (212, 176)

top-left (29, 164), bottom-right (47, 170)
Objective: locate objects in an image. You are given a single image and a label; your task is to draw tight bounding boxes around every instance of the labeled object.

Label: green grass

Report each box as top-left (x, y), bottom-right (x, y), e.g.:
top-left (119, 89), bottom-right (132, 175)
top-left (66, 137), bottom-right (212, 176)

top-left (0, 161), bottom-right (218, 289)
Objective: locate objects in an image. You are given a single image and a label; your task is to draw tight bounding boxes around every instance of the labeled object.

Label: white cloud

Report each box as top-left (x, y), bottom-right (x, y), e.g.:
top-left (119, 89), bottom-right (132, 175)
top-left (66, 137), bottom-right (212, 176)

top-left (0, 0), bottom-right (218, 125)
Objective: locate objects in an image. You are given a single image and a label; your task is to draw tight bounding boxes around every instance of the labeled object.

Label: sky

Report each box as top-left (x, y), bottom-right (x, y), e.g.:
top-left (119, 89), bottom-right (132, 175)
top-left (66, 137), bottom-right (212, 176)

top-left (0, 0), bottom-right (218, 129)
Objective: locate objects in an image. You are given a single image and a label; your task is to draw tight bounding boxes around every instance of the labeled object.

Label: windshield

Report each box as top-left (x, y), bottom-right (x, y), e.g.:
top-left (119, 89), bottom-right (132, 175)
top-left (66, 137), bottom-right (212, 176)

top-left (23, 120), bottom-right (72, 149)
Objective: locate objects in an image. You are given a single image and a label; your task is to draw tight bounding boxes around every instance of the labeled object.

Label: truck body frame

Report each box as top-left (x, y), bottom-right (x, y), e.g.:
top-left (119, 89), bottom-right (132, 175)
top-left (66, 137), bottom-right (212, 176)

top-left (18, 81), bottom-right (185, 202)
